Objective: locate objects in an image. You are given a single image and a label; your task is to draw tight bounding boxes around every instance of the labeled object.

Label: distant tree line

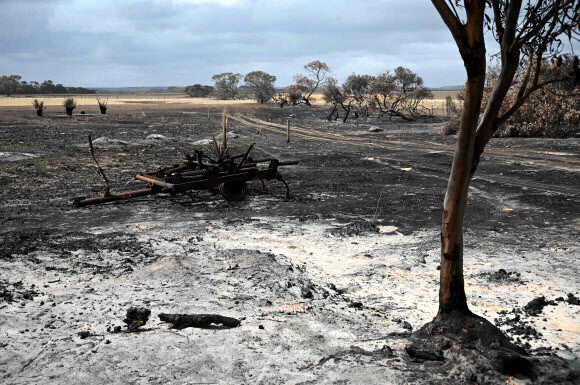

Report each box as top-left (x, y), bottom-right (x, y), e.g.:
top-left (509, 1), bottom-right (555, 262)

top-left (185, 84), bottom-right (215, 97)
top-left (182, 62), bottom-right (433, 123)
top-left (184, 71), bottom-right (277, 104)
top-left (0, 75), bottom-right (96, 96)
top-left (165, 86), bottom-right (186, 94)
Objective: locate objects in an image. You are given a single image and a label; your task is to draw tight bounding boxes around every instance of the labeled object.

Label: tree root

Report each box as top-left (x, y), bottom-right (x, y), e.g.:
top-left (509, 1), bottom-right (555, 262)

top-left (406, 311), bottom-right (579, 383)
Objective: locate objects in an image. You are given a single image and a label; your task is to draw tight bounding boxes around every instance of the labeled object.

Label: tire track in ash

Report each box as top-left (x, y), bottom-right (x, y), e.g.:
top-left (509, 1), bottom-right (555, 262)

top-left (236, 114), bottom-right (580, 171)
top-left (231, 114), bottom-right (580, 198)
top-left (239, 114), bottom-right (580, 170)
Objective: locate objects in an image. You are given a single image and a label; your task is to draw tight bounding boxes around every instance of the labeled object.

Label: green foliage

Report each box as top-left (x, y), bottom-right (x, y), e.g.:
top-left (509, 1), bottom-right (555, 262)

top-left (369, 67), bottom-right (432, 118)
top-left (63, 98), bottom-right (77, 110)
top-left (0, 75), bottom-right (95, 95)
top-left (0, 75), bottom-right (22, 96)
top-left (321, 67), bottom-right (431, 122)
top-left (32, 99), bottom-right (43, 109)
top-left (165, 86), bottom-right (186, 94)
top-left (322, 77), bottom-right (347, 105)
top-left (243, 71), bottom-right (276, 104)
top-left (211, 73), bottom-right (242, 100)
top-left (65, 86), bottom-right (95, 94)
top-left (185, 84), bottom-right (214, 97)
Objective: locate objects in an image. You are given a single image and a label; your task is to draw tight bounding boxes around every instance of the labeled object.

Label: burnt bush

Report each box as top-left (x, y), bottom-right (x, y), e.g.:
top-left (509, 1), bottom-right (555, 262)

top-left (97, 98), bottom-right (108, 114)
top-left (443, 58), bottom-right (580, 138)
top-left (32, 99), bottom-right (44, 117)
top-left (63, 98), bottom-right (76, 116)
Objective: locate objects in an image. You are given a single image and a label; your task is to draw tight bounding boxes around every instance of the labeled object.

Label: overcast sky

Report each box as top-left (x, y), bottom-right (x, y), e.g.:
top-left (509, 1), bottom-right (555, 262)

top-left (0, 0), bottom-right (521, 88)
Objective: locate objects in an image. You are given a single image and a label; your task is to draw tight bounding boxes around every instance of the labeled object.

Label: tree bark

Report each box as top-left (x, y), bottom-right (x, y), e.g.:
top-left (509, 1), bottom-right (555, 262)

top-left (342, 103), bottom-right (351, 123)
top-left (439, 62), bottom-right (485, 316)
top-left (435, 0), bottom-right (487, 318)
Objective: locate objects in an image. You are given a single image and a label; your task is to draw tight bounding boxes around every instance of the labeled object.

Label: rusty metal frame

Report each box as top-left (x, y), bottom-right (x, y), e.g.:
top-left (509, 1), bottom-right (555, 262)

top-left (73, 143), bottom-right (298, 207)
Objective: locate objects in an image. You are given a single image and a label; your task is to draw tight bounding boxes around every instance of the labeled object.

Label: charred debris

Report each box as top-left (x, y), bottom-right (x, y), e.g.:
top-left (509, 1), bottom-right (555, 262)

top-left (73, 134), bottom-right (298, 207)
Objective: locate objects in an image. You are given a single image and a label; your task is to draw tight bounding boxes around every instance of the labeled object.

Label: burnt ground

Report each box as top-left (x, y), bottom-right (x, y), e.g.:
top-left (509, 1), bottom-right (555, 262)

top-left (0, 101), bottom-right (579, 384)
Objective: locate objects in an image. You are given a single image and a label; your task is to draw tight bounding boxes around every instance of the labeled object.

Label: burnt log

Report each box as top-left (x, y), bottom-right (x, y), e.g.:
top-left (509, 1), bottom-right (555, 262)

top-left (159, 313), bottom-right (241, 329)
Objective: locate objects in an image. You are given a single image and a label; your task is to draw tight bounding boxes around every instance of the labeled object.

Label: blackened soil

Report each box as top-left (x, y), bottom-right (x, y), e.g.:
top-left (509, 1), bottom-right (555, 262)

top-left (0, 102), bottom-right (579, 384)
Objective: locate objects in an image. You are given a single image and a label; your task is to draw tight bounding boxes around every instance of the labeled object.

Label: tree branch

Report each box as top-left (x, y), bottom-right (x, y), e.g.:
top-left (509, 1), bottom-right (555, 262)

top-left (502, 0), bottom-right (523, 54)
top-left (515, 0), bottom-right (567, 47)
top-left (491, 0), bottom-right (504, 42)
top-left (431, 0), bottom-right (467, 48)
top-left (517, 54), bottom-right (534, 99)
top-left (498, 70), bottom-right (575, 125)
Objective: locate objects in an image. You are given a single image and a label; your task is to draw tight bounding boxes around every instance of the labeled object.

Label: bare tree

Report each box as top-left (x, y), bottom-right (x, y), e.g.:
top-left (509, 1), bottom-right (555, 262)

top-left (293, 60), bottom-right (330, 105)
top-left (369, 67), bottom-right (432, 120)
top-left (244, 71), bottom-right (277, 104)
top-left (322, 77), bottom-right (351, 122)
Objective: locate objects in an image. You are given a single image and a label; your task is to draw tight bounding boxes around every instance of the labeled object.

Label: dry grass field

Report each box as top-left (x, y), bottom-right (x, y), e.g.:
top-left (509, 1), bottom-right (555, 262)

top-left (0, 89), bottom-right (462, 117)
top-left (0, 94), bottom-right (254, 108)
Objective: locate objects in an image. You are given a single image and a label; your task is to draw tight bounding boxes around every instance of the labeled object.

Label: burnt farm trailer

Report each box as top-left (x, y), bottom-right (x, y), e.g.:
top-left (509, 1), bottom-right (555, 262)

top-left (73, 143), bottom-right (298, 207)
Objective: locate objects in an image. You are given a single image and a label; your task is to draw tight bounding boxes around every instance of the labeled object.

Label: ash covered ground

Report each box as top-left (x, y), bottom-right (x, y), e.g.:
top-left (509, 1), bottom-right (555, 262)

top-left (0, 101), bottom-right (579, 384)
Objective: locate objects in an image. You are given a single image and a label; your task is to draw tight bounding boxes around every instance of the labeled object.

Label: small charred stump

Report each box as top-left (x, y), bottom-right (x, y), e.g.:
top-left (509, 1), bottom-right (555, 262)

top-left (123, 306), bottom-right (151, 331)
top-left (36, 108), bottom-right (43, 117)
top-left (159, 313), bottom-right (241, 329)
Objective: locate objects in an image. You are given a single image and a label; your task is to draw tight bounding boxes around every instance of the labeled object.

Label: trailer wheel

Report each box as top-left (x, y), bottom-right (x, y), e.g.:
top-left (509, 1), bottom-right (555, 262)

top-left (219, 181), bottom-right (247, 201)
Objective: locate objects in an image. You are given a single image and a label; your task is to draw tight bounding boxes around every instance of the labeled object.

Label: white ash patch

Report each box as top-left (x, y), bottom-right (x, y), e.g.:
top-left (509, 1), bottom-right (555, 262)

top-left (0, 152), bottom-right (38, 161)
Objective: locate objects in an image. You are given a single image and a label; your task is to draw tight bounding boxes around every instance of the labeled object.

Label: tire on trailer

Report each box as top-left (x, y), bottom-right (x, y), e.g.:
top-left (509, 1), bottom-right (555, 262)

top-left (219, 181), bottom-right (248, 201)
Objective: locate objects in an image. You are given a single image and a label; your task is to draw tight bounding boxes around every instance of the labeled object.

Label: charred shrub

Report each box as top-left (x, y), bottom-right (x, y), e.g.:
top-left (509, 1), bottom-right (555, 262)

top-left (32, 99), bottom-right (43, 116)
top-left (63, 97), bottom-right (76, 116)
top-left (97, 98), bottom-right (108, 114)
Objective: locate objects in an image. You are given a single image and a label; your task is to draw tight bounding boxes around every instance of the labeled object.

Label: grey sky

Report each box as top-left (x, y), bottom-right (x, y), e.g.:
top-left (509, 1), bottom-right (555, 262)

top-left (0, 0), bottom-right (508, 88)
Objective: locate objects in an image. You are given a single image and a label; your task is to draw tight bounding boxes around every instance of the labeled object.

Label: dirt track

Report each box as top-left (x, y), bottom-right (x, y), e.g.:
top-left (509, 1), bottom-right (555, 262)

top-left (0, 102), bottom-right (579, 384)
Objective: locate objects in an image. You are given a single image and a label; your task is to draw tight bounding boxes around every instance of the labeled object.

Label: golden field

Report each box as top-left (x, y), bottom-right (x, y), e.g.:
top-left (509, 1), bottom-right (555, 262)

top-left (0, 89), bottom-right (462, 116)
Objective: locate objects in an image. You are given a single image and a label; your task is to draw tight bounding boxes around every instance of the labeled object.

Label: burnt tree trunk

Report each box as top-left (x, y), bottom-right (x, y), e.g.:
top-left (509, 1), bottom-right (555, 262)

top-left (326, 103), bottom-right (338, 121)
top-left (438, 57), bottom-right (485, 316)
top-left (342, 103), bottom-right (351, 123)
top-left (434, 0), bottom-right (487, 318)
top-left (434, 0), bottom-right (523, 317)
